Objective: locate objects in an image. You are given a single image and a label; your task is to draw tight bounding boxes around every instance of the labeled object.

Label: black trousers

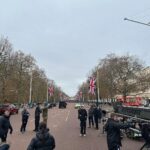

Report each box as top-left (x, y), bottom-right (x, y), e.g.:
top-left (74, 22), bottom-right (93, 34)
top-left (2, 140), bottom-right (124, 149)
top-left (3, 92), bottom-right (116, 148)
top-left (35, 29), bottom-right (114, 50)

top-left (20, 121), bottom-right (27, 132)
top-left (80, 121), bottom-right (86, 135)
top-left (88, 116), bottom-right (94, 127)
top-left (35, 117), bottom-right (40, 131)
top-left (94, 117), bottom-right (99, 129)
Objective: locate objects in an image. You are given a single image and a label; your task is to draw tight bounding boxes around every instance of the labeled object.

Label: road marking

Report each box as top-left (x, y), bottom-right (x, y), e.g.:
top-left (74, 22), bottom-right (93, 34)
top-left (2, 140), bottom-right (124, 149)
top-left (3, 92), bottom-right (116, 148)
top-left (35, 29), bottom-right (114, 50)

top-left (30, 119), bottom-right (35, 122)
top-left (65, 110), bottom-right (70, 122)
top-left (53, 125), bottom-right (58, 128)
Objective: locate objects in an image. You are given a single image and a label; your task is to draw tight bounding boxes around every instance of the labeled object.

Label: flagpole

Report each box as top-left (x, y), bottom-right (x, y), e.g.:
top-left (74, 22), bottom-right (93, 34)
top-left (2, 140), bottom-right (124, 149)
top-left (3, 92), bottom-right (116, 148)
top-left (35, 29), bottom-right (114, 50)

top-left (29, 70), bottom-right (32, 104)
top-left (96, 66), bottom-right (100, 107)
top-left (47, 80), bottom-right (49, 103)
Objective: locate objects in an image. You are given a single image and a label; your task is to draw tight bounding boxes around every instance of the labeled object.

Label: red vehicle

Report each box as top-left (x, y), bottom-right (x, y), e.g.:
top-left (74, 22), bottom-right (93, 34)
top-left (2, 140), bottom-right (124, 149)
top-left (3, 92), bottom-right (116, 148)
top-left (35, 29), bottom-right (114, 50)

top-left (0, 104), bottom-right (19, 115)
top-left (116, 96), bottom-right (142, 106)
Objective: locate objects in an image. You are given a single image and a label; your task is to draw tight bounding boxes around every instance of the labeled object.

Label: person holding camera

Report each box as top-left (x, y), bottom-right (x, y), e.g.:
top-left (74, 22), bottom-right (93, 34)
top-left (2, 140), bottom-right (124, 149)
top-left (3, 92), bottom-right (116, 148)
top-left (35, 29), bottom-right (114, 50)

top-left (140, 123), bottom-right (150, 150)
top-left (104, 113), bottom-right (132, 150)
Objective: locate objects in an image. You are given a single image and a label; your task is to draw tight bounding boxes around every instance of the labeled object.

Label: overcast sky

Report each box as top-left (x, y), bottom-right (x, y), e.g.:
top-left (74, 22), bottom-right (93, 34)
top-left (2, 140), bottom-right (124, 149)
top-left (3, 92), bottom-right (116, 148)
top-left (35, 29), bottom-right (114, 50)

top-left (0, 0), bottom-right (150, 96)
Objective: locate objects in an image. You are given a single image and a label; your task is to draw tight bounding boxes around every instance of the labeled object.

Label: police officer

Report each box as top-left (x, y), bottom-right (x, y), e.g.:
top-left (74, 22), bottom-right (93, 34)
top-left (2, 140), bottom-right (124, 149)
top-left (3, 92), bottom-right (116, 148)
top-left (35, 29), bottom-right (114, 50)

top-left (0, 111), bottom-right (13, 142)
top-left (20, 107), bottom-right (30, 133)
top-left (33, 103), bottom-right (41, 132)
top-left (105, 113), bottom-right (132, 150)
top-left (78, 106), bottom-right (87, 136)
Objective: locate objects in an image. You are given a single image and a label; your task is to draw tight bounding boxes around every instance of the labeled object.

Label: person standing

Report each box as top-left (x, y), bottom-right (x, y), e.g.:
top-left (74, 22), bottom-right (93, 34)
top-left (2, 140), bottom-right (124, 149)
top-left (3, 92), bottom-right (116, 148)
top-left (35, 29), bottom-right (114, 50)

top-left (27, 122), bottom-right (55, 150)
top-left (33, 103), bottom-right (41, 132)
top-left (104, 113), bottom-right (132, 150)
top-left (98, 106), bottom-right (102, 123)
top-left (42, 104), bottom-right (48, 125)
top-left (78, 106), bottom-right (87, 136)
top-left (20, 107), bottom-right (30, 133)
top-left (88, 105), bottom-right (94, 128)
top-left (0, 111), bottom-right (13, 142)
top-left (93, 106), bottom-right (100, 130)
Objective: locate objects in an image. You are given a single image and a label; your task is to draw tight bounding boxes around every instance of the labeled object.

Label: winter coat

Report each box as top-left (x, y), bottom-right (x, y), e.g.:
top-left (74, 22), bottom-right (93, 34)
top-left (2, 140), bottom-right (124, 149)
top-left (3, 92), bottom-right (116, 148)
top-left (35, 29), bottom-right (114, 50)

top-left (42, 107), bottom-right (48, 119)
top-left (27, 129), bottom-right (55, 150)
top-left (105, 118), bottom-right (130, 149)
top-left (0, 144), bottom-right (9, 150)
top-left (0, 115), bottom-right (13, 137)
top-left (141, 123), bottom-right (150, 143)
top-left (35, 106), bottom-right (41, 118)
top-left (22, 110), bottom-right (30, 122)
top-left (88, 108), bottom-right (94, 117)
top-left (93, 107), bottom-right (102, 119)
top-left (78, 109), bottom-right (87, 122)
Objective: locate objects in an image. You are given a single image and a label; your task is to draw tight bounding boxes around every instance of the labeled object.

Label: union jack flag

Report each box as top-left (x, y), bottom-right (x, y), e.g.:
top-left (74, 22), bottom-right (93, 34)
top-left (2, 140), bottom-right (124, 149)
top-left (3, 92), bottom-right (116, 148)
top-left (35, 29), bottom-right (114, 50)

top-left (48, 85), bottom-right (54, 96)
top-left (79, 91), bottom-right (82, 98)
top-left (89, 76), bottom-right (96, 95)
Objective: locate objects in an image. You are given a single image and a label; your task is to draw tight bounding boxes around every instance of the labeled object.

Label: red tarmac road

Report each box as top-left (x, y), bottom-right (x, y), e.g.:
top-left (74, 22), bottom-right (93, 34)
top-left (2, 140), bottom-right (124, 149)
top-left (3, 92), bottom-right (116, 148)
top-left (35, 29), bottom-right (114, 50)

top-left (7, 103), bottom-right (144, 150)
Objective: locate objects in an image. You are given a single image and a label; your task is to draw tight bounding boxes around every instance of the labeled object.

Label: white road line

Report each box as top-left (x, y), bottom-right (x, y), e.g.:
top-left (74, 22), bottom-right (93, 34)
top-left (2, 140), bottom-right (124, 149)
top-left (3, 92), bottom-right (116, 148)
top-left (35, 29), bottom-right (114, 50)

top-left (30, 119), bottom-right (35, 122)
top-left (53, 125), bottom-right (58, 128)
top-left (65, 110), bottom-right (70, 122)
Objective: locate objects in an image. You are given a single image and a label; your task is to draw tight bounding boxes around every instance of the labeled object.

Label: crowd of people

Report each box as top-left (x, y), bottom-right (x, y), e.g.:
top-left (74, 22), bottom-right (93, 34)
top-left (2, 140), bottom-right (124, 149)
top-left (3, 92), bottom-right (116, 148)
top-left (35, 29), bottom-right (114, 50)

top-left (0, 103), bottom-right (55, 150)
top-left (0, 103), bottom-right (150, 150)
top-left (78, 105), bottom-right (102, 136)
top-left (77, 104), bottom-right (150, 150)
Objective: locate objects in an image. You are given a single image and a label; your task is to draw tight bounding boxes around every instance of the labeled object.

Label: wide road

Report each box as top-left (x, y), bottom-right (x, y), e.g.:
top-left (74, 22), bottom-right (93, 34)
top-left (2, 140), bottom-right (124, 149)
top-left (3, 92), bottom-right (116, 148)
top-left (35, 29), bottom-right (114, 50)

top-left (8, 103), bottom-right (144, 150)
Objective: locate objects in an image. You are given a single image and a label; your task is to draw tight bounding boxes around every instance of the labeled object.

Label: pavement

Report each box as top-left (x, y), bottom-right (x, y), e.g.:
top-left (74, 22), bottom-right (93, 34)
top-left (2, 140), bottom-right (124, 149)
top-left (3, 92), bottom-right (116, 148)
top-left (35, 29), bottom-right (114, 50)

top-left (7, 103), bottom-right (144, 150)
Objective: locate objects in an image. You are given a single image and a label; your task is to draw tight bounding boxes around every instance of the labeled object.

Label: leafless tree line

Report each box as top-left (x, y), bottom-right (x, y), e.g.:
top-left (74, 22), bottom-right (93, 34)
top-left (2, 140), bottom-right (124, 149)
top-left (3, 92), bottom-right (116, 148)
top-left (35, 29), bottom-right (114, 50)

top-left (78, 53), bottom-right (150, 101)
top-left (0, 37), bottom-right (64, 104)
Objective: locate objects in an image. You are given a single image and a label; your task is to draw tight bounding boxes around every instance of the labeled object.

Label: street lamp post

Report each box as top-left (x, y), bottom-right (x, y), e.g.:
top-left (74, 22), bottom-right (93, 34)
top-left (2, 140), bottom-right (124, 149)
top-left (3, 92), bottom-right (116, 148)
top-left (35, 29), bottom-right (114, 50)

top-left (29, 71), bottom-right (32, 104)
top-left (47, 80), bottom-right (49, 103)
top-left (96, 66), bottom-right (100, 107)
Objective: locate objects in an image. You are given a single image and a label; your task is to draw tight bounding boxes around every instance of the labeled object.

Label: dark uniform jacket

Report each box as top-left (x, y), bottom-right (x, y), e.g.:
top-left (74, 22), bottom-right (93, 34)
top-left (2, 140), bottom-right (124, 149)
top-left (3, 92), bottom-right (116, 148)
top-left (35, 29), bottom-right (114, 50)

top-left (78, 109), bottom-right (87, 122)
top-left (35, 106), bottom-right (41, 118)
top-left (0, 115), bottom-right (13, 137)
top-left (105, 118), bottom-right (130, 149)
top-left (22, 110), bottom-right (30, 122)
top-left (93, 107), bottom-right (102, 119)
top-left (27, 129), bottom-right (55, 150)
top-left (88, 108), bottom-right (94, 117)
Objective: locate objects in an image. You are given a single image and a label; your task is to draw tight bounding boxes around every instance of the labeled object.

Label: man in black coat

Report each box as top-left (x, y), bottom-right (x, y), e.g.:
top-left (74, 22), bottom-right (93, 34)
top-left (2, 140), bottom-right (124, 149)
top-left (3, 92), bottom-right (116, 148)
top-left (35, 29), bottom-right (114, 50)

top-left (78, 106), bottom-right (87, 136)
top-left (0, 111), bottom-right (13, 142)
top-left (33, 103), bottom-right (41, 132)
top-left (93, 106), bottom-right (101, 130)
top-left (20, 107), bottom-right (30, 133)
top-left (27, 122), bottom-right (55, 150)
top-left (105, 113), bottom-right (131, 150)
top-left (88, 105), bottom-right (94, 128)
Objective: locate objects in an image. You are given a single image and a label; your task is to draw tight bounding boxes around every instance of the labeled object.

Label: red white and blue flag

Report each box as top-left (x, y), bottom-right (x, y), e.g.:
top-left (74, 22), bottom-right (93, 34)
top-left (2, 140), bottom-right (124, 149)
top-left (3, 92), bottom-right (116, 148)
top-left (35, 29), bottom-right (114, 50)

top-left (48, 85), bottom-right (54, 96)
top-left (89, 76), bottom-right (96, 95)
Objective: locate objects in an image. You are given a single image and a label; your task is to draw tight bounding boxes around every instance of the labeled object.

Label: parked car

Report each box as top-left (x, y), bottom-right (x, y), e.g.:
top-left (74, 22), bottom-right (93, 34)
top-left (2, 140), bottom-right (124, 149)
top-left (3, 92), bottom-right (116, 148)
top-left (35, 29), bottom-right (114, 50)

top-left (74, 103), bottom-right (84, 109)
top-left (52, 102), bottom-right (57, 107)
top-left (59, 101), bottom-right (67, 109)
top-left (47, 103), bottom-right (53, 109)
top-left (0, 104), bottom-right (19, 115)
